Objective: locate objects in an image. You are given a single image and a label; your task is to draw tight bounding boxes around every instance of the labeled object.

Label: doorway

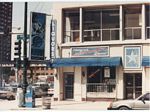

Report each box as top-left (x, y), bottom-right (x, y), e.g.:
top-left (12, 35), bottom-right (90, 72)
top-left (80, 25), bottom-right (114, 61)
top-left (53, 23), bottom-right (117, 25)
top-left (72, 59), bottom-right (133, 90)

top-left (64, 72), bottom-right (74, 99)
top-left (124, 73), bottom-right (142, 99)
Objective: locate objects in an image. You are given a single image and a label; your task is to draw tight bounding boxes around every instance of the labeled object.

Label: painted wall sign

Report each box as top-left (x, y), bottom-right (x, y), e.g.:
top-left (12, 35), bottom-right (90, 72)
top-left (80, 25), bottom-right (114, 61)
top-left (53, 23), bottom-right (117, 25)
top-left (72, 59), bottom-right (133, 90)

top-left (124, 46), bottom-right (141, 69)
top-left (71, 46), bottom-right (109, 57)
top-left (50, 19), bottom-right (57, 61)
top-left (30, 12), bottom-right (46, 60)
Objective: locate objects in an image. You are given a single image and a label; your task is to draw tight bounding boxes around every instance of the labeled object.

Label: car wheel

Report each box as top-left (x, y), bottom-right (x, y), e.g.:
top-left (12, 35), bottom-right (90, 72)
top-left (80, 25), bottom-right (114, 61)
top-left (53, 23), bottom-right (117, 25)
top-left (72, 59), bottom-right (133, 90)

top-left (119, 106), bottom-right (130, 110)
top-left (8, 96), bottom-right (14, 100)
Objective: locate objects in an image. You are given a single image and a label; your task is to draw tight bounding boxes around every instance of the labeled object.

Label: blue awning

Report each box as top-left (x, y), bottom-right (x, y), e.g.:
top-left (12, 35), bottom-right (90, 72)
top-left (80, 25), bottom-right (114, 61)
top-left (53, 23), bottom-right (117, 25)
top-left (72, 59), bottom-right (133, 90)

top-left (142, 56), bottom-right (150, 66)
top-left (50, 57), bottom-right (122, 67)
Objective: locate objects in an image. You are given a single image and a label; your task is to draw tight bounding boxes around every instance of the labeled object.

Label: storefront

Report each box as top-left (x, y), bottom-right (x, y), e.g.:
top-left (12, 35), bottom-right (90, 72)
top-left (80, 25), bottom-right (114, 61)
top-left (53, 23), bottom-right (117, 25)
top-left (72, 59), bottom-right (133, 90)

top-left (51, 2), bottom-right (150, 101)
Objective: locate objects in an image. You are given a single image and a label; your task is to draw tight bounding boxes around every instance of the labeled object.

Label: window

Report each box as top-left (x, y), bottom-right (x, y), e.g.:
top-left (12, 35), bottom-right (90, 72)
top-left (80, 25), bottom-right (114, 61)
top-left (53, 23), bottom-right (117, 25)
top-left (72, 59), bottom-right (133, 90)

top-left (102, 10), bottom-right (119, 41)
top-left (83, 9), bottom-right (101, 41)
top-left (144, 93), bottom-right (150, 100)
top-left (139, 93), bottom-right (150, 101)
top-left (63, 9), bottom-right (79, 43)
top-left (86, 66), bottom-right (116, 93)
top-left (41, 67), bottom-right (44, 70)
top-left (146, 5), bottom-right (150, 39)
top-left (83, 8), bottom-right (119, 42)
top-left (124, 5), bottom-right (142, 39)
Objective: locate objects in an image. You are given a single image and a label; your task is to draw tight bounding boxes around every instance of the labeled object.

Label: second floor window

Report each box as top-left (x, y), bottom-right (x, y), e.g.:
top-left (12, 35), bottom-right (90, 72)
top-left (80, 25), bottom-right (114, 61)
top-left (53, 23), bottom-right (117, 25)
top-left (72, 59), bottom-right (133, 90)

top-left (124, 5), bottom-right (142, 40)
top-left (83, 8), bottom-right (119, 42)
top-left (63, 9), bottom-right (79, 43)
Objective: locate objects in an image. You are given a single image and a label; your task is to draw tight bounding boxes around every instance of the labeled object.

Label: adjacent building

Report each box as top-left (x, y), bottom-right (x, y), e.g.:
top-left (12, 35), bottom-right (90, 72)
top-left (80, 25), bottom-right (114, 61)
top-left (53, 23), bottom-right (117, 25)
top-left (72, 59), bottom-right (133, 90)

top-left (0, 2), bottom-right (12, 63)
top-left (0, 2), bottom-right (13, 86)
top-left (51, 2), bottom-right (150, 101)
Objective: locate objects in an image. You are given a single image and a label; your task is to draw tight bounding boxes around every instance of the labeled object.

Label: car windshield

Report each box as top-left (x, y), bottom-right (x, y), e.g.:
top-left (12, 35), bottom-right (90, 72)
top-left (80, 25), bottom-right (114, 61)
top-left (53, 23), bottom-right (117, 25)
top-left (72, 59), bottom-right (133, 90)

top-left (137, 92), bottom-right (150, 100)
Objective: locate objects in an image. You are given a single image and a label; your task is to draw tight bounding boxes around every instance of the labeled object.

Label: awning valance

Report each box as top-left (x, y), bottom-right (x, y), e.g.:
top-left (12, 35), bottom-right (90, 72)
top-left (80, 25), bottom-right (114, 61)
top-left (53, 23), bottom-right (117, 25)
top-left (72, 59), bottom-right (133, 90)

top-left (142, 56), bottom-right (150, 67)
top-left (50, 57), bottom-right (122, 68)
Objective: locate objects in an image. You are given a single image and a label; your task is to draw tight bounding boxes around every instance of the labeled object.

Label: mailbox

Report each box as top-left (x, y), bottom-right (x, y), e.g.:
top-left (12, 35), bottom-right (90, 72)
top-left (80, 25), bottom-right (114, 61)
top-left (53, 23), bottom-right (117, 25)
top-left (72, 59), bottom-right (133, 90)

top-left (25, 85), bottom-right (35, 108)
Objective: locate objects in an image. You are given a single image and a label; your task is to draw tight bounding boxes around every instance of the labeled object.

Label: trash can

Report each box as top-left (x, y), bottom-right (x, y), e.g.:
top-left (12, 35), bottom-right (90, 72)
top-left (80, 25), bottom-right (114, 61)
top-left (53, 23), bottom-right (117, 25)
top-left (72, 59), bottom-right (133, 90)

top-left (25, 85), bottom-right (35, 108)
top-left (42, 96), bottom-right (51, 109)
top-left (16, 87), bottom-right (23, 107)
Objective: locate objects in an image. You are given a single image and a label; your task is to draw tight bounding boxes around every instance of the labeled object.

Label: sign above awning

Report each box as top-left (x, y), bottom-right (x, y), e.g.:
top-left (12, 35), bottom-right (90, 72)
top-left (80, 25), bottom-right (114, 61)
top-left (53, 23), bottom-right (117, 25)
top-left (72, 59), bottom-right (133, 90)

top-left (142, 56), bottom-right (150, 67)
top-left (49, 57), bottom-right (122, 68)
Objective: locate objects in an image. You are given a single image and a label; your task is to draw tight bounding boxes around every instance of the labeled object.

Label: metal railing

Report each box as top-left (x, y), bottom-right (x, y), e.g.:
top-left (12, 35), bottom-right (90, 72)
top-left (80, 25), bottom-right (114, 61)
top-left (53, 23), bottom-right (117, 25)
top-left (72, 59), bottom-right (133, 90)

top-left (64, 30), bottom-right (79, 42)
top-left (125, 27), bottom-right (141, 40)
top-left (83, 28), bottom-right (119, 41)
top-left (87, 83), bottom-right (116, 93)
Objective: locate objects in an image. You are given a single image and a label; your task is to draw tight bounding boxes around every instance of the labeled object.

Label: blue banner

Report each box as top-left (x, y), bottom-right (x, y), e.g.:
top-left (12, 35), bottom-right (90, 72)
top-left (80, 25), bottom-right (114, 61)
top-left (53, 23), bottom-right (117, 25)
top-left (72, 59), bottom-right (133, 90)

top-left (30, 12), bottom-right (46, 60)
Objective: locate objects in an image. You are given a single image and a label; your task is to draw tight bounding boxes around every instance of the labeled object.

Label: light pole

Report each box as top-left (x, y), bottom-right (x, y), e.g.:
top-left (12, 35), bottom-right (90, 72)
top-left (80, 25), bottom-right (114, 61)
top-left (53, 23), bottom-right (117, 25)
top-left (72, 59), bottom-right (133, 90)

top-left (22, 2), bottom-right (28, 106)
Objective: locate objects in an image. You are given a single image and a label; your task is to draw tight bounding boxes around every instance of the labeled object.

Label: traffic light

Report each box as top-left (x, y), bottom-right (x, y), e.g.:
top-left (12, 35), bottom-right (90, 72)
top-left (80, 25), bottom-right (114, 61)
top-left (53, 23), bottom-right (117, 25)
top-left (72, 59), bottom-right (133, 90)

top-left (14, 40), bottom-right (21, 58)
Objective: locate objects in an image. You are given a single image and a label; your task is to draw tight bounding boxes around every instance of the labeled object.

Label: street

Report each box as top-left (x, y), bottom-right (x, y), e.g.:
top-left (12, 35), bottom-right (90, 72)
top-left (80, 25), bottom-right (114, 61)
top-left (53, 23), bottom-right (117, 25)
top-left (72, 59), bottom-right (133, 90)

top-left (0, 98), bottom-right (111, 110)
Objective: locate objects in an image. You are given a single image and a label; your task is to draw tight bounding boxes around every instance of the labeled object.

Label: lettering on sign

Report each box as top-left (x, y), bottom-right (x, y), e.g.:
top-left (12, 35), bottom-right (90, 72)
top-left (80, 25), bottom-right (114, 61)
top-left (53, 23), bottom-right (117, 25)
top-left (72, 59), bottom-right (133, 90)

top-left (50, 20), bottom-right (57, 60)
top-left (71, 46), bottom-right (109, 57)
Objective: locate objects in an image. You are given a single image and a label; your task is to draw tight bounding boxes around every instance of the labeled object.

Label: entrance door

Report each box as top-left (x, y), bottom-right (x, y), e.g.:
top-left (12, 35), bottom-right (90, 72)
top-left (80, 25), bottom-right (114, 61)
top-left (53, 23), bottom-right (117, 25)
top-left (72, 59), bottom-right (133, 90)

top-left (124, 73), bottom-right (142, 99)
top-left (64, 73), bottom-right (74, 99)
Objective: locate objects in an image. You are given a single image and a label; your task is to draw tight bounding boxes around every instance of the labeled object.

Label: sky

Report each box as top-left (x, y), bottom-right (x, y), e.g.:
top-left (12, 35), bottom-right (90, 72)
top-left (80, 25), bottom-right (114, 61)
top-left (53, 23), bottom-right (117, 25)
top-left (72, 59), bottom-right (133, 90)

top-left (12, 2), bottom-right (52, 33)
top-left (11, 2), bottom-right (53, 60)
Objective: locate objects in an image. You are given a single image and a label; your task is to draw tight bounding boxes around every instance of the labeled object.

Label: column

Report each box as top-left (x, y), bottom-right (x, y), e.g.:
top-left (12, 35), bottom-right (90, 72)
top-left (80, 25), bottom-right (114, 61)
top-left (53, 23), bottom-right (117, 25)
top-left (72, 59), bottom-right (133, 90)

top-left (120, 5), bottom-right (123, 41)
top-left (74, 67), bottom-right (82, 101)
top-left (79, 8), bottom-right (83, 42)
top-left (142, 4), bottom-right (146, 40)
top-left (116, 66), bottom-right (124, 99)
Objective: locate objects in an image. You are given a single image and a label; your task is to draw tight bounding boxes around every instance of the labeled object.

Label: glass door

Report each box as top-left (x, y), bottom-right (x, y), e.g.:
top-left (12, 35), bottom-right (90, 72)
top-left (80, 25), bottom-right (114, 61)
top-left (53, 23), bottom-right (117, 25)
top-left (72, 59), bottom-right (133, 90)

top-left (135, 74), bottom-right (142, 98)
top-left (64, 72), bottom-right (74, 99)
top-left (125, 74), bottom-right (134, 99)
top-left (124, 73), bottom-right (142, 99)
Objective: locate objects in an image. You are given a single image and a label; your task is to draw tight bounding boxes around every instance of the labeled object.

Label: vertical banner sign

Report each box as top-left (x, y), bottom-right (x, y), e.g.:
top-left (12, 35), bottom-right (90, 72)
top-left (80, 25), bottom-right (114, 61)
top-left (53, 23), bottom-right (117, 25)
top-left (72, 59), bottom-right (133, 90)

top-left (30, 12), bottom-right (46, 60)
top-left (50, 19), bottom-right (57, 63)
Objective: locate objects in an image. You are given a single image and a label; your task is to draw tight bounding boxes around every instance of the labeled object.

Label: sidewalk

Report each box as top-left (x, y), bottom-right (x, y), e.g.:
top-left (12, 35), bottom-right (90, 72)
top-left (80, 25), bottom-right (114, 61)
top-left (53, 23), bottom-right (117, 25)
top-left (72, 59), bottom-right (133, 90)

top-left (0, 98), bottom-right (111, 110)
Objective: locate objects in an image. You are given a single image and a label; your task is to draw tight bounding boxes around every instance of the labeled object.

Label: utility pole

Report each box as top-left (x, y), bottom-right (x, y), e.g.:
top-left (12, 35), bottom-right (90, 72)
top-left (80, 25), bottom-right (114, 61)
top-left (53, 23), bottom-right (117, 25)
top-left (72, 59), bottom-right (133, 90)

top-left (22, 2), bottom-right (28, 106)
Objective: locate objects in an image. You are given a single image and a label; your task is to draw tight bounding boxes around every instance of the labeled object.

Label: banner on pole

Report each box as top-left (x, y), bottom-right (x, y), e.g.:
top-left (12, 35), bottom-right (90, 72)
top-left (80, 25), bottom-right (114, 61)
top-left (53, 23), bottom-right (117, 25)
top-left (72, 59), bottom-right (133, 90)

top-left (30, 12), bottom-right (46, 60)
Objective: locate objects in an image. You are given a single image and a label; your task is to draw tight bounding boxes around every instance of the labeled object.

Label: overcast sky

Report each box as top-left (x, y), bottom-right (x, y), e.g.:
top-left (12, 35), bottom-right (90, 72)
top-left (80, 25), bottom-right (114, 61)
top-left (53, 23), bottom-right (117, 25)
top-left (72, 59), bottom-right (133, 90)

top-left (12, 2), bottom-right (53, 33)
top-left (11, 2), bottom-right (53, 60)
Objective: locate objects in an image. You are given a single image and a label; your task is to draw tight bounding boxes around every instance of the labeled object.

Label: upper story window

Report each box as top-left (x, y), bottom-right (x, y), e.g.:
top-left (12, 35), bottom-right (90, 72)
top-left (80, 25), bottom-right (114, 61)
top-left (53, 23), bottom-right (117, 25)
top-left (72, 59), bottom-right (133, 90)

top-left (146, 5), bottom-right (150, 39)
top-left (102, 10), bottom-right (119, 41)
top-left (124, 5), bottom-right (142, 40)
top-left (63, 9), bottom-right (79, 43)
top-left (83, 8), bottom-right (119, 42)
top-left (83, 9), bottom-right (101, 41)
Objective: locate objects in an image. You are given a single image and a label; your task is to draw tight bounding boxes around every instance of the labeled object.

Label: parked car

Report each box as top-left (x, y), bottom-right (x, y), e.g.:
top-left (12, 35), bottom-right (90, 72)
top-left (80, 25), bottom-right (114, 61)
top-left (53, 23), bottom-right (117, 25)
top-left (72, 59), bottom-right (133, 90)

top-left (108, 92), bottom-right (150, 110)
top-left (0, 87), bottom-right (16, 100)
top-left (32, 82), bottom-right (49, 98)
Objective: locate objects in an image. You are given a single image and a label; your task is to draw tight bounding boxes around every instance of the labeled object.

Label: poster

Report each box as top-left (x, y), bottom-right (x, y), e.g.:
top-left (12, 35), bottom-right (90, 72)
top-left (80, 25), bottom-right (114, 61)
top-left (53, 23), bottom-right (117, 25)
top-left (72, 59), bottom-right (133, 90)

top-left (124, 46), bottom-right (141, 69)
top-left (104, 67), bottom-right (110, 78)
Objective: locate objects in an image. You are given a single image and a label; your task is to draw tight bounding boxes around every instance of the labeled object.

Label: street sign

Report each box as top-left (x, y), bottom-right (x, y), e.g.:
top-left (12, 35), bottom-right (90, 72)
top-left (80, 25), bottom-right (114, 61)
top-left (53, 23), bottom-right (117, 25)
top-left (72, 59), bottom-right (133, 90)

top-left (17, 35), bottom-right (29, 40)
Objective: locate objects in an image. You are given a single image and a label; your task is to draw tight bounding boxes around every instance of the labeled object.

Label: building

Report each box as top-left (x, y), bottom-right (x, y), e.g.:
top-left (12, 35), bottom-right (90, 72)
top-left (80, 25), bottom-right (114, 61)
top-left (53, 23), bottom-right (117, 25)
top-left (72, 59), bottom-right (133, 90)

top-left (51, 2), bottom-right (150, 101)
top-left (0, 2), bottom-right (12, 63)
top-left (0, 2), bottom-right (13, 86)
top-left (11, 3), bottom-right (54, 84)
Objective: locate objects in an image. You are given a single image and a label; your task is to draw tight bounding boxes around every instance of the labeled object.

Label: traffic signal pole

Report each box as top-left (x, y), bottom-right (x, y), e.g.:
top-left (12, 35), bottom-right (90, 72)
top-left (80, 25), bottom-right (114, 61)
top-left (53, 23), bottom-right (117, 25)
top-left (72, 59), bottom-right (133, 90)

top-left (22, 2), bottom-right (28, 106)
top-left (14, 40), bottom-right (21, 83)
